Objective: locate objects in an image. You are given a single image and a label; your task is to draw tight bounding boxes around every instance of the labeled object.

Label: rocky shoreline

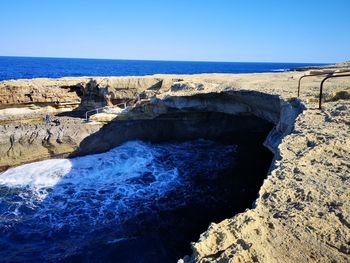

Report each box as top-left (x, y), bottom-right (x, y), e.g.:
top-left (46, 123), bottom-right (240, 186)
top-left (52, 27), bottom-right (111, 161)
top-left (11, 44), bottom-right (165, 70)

top-left (291, 60), bottom-right (350, 71)
top-left (0, 66), bottom-right (349, 262)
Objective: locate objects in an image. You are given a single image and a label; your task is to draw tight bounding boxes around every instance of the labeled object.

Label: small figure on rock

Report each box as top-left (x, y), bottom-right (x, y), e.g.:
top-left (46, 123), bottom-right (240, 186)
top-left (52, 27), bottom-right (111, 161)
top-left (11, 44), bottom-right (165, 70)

top-left (45, 114), bottom-right (51, 124)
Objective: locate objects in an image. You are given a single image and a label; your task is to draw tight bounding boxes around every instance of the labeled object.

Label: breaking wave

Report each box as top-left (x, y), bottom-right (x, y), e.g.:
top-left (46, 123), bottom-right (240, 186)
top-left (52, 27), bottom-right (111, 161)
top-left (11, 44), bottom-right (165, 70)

top-left (0, 140), bottom-right (237, 262)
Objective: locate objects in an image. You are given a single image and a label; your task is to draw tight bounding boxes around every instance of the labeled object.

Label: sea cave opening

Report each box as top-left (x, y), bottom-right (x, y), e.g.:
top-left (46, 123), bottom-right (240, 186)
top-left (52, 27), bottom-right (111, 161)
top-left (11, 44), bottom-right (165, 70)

top-left (0, 111), bottom-right (275, 263)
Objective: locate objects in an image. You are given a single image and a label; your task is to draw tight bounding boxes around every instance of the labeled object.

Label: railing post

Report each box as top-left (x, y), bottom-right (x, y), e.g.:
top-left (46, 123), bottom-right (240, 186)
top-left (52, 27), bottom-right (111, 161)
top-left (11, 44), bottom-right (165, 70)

top-left (297, 72), bottom-right (335, 98)
top-left (319, 76), bottom-right (329, 109)
top-left (318, 73), bottom-right (350, 109)
top-left (84, 103), bottom-right (129, 122)
top-left (297, 75), bottom-right (304, 97)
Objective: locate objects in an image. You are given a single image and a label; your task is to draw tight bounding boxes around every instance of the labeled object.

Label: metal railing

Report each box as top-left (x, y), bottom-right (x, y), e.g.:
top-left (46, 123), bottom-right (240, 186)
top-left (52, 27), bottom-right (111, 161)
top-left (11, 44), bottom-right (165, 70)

top-left (297, 72), bottom-right (333, 97)
top-left (318, 73), bottom-right (350, 109)
top-left (297, 69), bottom-right (350, 98)
top-left (85, 102), bottom-right (127, 121)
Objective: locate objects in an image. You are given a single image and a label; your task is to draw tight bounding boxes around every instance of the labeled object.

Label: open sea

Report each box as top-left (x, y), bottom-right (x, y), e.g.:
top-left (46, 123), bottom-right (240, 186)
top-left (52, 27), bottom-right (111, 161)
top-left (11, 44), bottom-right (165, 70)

top-left (0, 139), bottom-right (264, 262)
top-left (0, 56), bottom-right (326, 81)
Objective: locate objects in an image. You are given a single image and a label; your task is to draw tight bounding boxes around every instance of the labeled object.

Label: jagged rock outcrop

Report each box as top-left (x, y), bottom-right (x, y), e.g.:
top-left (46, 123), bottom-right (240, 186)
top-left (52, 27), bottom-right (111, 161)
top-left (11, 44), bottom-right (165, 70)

top-left (0, 118), bottom-right (102, 171)
top-left (0, 76), bottom-right (175, 122)
top-left (182, 99), bottom-right (350, 263)
top-left (293, 61), bottom-right (350, 71)
top-left (139, 91), bottom-right (304, 156)
top-left (0, 90), bottom-right (285, 170)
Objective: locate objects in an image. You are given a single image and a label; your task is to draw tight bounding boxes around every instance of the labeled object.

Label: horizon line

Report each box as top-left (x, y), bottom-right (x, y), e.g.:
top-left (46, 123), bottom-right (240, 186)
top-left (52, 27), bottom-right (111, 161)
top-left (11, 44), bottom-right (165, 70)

top-left (0, 55), bottom-right (332, 65)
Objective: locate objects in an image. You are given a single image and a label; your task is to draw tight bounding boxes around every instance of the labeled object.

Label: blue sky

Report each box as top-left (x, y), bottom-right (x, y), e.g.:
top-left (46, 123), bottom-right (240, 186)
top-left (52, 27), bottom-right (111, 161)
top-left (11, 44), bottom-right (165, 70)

top-left (0, 0), bottom-right (349, 63)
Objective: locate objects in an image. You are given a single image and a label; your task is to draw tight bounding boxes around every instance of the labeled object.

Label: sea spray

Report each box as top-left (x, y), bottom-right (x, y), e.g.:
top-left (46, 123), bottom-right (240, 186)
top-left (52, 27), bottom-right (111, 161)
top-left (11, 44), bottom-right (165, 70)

top-left (0, 140), bottom-right (238, 262)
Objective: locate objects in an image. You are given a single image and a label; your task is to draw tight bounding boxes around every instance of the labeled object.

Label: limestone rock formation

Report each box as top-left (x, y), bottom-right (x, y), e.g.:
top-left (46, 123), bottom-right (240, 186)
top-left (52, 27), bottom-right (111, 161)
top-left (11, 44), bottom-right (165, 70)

top-left (0, 76), bottom-right (174, 122)
top-left (182, 99), bottom-right (350, 263)
top-left (0, 118), bottom-right (102, 171)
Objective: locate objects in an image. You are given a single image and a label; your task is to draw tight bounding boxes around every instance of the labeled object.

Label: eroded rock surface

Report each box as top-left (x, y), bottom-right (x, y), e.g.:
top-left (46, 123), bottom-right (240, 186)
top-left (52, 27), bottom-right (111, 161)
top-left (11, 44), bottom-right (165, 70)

top-left (0, 76), bottom-right (174, 122)
top-left (183, 100), bottom-right (350, 263)
top-left (0, 118), bottom-right (102, 171)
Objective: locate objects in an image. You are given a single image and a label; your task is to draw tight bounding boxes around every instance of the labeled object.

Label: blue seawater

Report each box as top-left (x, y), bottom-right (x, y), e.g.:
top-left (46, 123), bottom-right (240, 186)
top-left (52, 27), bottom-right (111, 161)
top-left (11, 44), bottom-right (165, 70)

top-left (0, 56), bottom-right (326, 81)
top-left (0, 140), bottom-right (239, 262)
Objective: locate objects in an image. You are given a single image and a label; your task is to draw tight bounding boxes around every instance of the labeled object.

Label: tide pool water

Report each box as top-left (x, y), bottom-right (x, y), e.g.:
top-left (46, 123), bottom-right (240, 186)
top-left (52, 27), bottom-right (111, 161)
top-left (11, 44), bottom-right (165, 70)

top-left (0, 140), bottom-right (239, 262)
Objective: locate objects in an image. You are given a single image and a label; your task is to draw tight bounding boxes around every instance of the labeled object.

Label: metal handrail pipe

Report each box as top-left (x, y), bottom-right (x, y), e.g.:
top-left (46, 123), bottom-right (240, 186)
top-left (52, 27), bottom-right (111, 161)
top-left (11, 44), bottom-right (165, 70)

top-left (319, 73), bottom-right (350, 109)
top-left (85, 106), bottom-right (109, 121)
top-left (85, 103), bottom-right (128, 121)
top-left (298, 72), bottom-right (332, 97)
top-left (297, 69), bottom-right (350, 97)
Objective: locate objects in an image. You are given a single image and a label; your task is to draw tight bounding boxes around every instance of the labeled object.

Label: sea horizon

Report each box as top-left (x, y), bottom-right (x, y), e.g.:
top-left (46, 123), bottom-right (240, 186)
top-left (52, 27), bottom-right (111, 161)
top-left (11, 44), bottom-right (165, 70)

top-left (0, 55), bottom-right (332, 64)
top-left (0, 56), bottom-right (328, 81)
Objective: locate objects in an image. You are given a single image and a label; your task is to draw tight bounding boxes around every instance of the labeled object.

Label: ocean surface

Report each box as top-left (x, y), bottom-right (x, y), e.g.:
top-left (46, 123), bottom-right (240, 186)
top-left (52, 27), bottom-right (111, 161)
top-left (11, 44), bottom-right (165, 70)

top-left (0, 56), bottom-right (326, 81)
top-left (0, 138), bottom-right (272, 262)
top-left (0, 140), bottom-right (240, 262)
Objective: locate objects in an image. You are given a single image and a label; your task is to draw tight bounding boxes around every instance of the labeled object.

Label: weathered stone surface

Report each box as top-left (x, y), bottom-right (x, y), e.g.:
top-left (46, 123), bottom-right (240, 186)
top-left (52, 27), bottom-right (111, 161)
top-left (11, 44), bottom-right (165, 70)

top-left (0, 118), bottom-right (102, 171)
top-left (183, 99), bottom-right (350, 263)
top-left (0, 76), bottom-right (174, 122)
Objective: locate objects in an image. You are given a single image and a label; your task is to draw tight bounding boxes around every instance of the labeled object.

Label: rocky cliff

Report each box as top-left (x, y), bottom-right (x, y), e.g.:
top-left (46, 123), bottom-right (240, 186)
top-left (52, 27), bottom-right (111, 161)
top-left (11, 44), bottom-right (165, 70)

top-left (183, 98), bottom-right (350, 263)
top-left (0, 76), bottom-right (176, 122)
top-left (0, 118), bottom-right (102, 171)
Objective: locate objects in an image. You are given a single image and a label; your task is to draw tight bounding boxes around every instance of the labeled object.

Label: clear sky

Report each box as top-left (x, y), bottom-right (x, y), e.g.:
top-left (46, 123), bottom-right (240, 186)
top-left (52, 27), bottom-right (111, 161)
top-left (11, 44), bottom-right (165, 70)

top-left (0, 0), bottom-right (349, 63)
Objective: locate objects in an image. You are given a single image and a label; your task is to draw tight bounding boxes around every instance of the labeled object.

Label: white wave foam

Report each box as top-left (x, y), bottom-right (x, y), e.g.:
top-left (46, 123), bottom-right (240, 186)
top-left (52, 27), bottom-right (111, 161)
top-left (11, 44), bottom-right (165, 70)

top-left (0, 140), bottom-right (237, 230)
top-left (0, 159), bottom-right (72, 189)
